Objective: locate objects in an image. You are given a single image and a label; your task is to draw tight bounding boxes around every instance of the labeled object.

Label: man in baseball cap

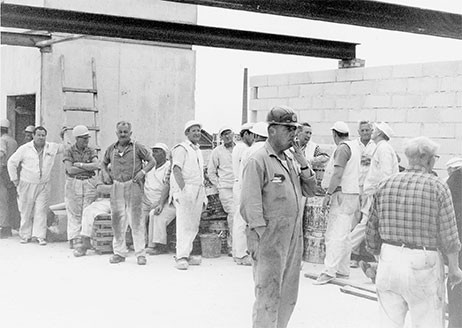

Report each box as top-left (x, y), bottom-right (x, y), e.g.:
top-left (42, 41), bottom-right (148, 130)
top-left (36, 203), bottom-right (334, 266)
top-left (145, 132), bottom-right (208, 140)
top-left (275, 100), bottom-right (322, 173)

top-left (241, 105), bottom-right (317, 327)
top-left (63, 125), bottom-right (99, 250)
top-left (316, 121), bottom-right (361, 285)
top-left (0, 118), bottom-right (20, 238)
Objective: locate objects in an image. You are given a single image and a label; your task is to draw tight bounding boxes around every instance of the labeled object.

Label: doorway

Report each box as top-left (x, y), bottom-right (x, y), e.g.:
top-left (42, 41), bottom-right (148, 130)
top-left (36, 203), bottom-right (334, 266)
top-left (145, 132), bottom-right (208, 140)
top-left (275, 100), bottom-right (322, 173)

top-left (6, 94), bottom-right (36, 145)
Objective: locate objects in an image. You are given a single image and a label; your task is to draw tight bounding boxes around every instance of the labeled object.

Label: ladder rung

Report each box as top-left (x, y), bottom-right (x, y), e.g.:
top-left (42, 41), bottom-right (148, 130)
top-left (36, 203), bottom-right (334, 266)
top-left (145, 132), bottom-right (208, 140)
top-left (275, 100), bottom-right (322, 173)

top-left (63, 106), bottom-right (98, 112)
top-left (63, 87), bottom-right (97, 94)
top-left (88, 126), bottom-right (100, 131)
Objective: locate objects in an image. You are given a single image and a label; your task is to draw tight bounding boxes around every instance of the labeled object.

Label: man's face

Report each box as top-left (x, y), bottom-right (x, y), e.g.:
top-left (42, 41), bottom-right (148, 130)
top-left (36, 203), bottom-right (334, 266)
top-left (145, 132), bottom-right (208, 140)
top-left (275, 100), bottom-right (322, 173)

top-left (272, 124), bottom-right (297, 151)
top-left (24, 131), bottom-right (33, 142)
top-left (33, 130), bottom-right (47, 147)
top-left (152, 148), bottom-right (167, 164)
top-left (371, 127), bottom-right (381, 141)
top-left (186, 125), bottom-right (202, 144)
top-left (221, 130), bottom-right (234, 146)
top-left (116, 124), bottom-right (132, 143)
top-left (76, 136), bottom-right (90, 148)
top-left (242, 131), bottom-right (254, 146)
top-left (358, 123), bottom-right (372, 142)
top-left (297, 126), bottom-right (312, 147)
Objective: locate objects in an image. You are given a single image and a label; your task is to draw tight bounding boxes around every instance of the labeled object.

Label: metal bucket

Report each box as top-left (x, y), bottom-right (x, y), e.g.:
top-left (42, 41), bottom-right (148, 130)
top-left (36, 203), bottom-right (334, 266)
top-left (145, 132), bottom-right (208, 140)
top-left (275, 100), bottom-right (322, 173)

top-left (200, 233), bottom-right (222, 258)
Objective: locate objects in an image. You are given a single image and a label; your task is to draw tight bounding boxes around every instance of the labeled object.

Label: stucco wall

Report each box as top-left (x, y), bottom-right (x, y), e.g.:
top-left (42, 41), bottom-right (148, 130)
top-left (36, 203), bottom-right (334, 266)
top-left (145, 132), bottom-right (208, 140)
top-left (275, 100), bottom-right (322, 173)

top-left (249, 60), bottom-right (462, 177)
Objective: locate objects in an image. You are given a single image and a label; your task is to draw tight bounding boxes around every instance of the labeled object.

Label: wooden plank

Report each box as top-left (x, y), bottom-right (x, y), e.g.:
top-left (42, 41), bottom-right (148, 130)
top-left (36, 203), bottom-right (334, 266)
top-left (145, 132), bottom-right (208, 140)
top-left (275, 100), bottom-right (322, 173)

top-left (63, 106), bottom-right (98, 112)
top-left (62, 87), bottom-right (97, 94)
top-left (304, 272), bottom-right (376, 294)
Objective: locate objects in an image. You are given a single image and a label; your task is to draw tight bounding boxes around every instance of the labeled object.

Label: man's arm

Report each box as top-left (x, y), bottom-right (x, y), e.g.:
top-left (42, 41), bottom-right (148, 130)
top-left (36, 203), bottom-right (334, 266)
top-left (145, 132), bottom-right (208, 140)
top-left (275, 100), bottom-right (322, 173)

top-left (207, 149), bottom-right (219, 187)
top-left (101, 147), bottom-right (112, 184)
top-left (7, 147), bottom-right (22, 185)
top-left (133, 143), bottom-right (156, 183)
top-left (365, 195), bottom-right (382, 255)
top-left (172, 165), bottom-right (185, 190)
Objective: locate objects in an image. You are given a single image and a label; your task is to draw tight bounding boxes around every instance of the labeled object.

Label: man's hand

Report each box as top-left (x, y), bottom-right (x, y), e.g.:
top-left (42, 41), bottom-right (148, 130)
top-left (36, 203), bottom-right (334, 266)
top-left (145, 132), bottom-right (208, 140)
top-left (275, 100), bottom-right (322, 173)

top-left (253, 226), bottom-right (266, 239)
top-left (102, 170), bottom-right (113, 185)
top-left (322, 194), bottom-right (331, 209)
top-left (449, 267), bottom-right (462, 290)
top-left (12, 179), bottom-right (19, 187)
top-left (152, 204), bottom-right (164, 216)
top-left (133, 170), bottom-right (145, 184)
top-left (290, 143), bottom-right (309, 169)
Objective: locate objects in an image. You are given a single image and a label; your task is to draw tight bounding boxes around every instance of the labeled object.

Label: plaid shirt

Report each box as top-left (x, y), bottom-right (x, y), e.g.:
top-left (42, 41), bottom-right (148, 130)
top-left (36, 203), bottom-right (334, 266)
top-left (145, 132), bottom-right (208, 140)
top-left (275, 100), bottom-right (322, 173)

top-left (366, 169), bottom-right (461, 255)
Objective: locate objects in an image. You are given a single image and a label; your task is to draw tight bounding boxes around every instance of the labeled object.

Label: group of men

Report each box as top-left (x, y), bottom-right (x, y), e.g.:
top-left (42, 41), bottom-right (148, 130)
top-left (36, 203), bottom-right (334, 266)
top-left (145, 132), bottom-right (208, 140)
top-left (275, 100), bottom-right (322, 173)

top-left (1, 105), bottom-right (462, 328)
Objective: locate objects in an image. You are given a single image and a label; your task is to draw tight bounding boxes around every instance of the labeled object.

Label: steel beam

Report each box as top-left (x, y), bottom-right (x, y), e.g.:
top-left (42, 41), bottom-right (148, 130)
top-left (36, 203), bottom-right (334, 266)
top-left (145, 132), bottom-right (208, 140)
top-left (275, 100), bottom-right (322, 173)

top-left (0, 3), bottom-right (357, 60)
top-left (166, 0), bottom-right (462, 40)
top-left (1, 31), bottom-right (51, 47)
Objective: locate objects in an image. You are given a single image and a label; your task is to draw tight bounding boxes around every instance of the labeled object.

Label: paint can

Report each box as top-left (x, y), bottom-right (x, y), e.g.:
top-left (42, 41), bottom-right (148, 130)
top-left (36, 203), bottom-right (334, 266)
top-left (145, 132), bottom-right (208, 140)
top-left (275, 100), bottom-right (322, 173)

top-left (200, 233), bottom-right (222, 258)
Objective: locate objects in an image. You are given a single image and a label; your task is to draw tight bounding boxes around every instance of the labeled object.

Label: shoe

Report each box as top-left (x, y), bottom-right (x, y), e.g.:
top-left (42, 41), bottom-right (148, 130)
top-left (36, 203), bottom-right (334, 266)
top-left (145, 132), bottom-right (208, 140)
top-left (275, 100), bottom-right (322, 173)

top-left (336, 273), bottom-right (350, 279)
top-left (359, 260), bottom-right (371, 276)
top-left (109, 254), bottom-right (126, 264)
top-left (235, 255), bottom-right (252, 266)
top-left (350, 260), bottom-right (359, 268)
top-left (175, 258), bottom-right (189, 270)
top-left (188, 255), bottom-right (202, 266)
top-left (313, 273), bottom-right (335, 285)
top-left (20, 238), bottom-right (30, 244)
top-left (0, 227), bottom-right (12, 239)
top-left (73, 246), bottom-right (88, 257)
top-left (137, 256), bottom-right (147, 265)
top-left (359, 260), bottom-right (377, 283)
top-left (147, 245), bottom-right (168, 256)
top-left (37, 238), bottom-right (47, 246)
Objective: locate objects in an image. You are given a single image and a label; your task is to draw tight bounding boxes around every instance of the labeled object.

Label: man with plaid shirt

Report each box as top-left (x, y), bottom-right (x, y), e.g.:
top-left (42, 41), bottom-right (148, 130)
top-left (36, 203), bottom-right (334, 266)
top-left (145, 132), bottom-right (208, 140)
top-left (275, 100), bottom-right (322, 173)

top-left (366, 136), bottom-right (462, 328)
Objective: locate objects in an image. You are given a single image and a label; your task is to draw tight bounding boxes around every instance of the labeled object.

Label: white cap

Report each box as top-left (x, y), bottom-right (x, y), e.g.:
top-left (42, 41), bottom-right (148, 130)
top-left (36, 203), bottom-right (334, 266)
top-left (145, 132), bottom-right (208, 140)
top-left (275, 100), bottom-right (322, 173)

top-left (239, 122), bottom-right (254, 132)
top-left (152, 142), bottom-right (169, 153)
top-left (250, 122), bottom-right (268, 138)
top-left (184, 120), bottom-right (202, 133)
top-left (375, 122), bottom-right (394, 139)
top-left (446, 157), bottom-right (462, 169)
top-left (218, 126), bottom-right (233, 137)
top-left (25, 125), bottom-right (35, 133)
top-left (331, 121), bottom-right (350, 134)
top-left (72, 125), bottom-right (90, 138)
top-left (0, 119), bottom-right (10, 128)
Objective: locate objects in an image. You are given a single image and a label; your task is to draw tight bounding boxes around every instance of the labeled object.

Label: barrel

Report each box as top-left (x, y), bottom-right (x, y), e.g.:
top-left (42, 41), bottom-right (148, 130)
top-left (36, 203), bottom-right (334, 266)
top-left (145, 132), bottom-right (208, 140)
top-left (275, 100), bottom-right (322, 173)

top-left (200, 233), bottom-right (222, 258)
top-left (303, 235), bottom-right (326, 264)
top-left (303, 196), bottom-right (328, 264)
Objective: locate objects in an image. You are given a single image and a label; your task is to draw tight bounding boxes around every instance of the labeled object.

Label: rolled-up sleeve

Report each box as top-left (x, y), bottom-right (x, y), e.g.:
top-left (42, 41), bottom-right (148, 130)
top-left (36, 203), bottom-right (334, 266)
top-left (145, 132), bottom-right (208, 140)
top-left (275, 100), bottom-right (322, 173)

top-left (240, 157), bottom-right (266, 229)
top-left (366, 194), bottom-right (382, 255)
top-left (300, 172), bottom-right (317, 197)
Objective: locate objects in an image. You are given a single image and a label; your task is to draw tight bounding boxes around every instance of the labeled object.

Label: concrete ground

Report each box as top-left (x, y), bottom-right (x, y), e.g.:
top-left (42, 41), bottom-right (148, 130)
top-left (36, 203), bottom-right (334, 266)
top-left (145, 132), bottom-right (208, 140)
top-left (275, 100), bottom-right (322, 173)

top-left (0, 235), bottom-right (384, 328)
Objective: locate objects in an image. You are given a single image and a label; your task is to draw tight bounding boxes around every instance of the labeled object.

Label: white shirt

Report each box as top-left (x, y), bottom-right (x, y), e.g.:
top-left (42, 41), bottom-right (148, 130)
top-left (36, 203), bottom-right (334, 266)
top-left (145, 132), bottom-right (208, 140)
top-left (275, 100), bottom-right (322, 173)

top-left (363, 140), bottom-right (399, 196)
top-left (144, 161), bottom-right (170, 204)
top-left (357, 138), bottom-right (376, 188)
top-left (239, 141), bottom-right (266, 182)
top-left (232, 142), bottom-right (249, 183)
top-left (8, 141), bottom-right (62, 184)
top-left (207, 143), bottom-right (234, 189)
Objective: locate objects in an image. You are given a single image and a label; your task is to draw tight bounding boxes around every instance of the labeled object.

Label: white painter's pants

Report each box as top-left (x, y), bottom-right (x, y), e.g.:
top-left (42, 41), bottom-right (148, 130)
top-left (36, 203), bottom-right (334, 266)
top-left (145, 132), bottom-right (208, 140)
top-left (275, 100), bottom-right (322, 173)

top-left (148, 203), bottom-right (176, 246)
top-left (232, 181), bottom-right (248, 258)
top-left (80, 198), bottom-right (111, 237)
top-left (218, 187), bottom-right (235, 250)
top-left (17, 181), bottom-right (50, 239)
top-left (174, 184), bottom-right (205, 259)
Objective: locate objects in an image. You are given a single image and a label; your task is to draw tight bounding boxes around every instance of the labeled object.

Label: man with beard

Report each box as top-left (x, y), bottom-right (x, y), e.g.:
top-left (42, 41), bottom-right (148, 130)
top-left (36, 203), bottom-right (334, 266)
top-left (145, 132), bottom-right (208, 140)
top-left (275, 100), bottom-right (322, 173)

top-left (241, 106), bottom-right (316, 328)
top-left (101, 121), bottom-right (156, 265)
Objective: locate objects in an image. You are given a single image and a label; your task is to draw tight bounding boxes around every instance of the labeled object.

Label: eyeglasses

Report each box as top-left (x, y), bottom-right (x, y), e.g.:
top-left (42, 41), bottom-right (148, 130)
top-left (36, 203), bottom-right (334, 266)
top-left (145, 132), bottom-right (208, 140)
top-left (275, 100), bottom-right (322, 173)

top-left (434, 155), bottom-right (440, 161)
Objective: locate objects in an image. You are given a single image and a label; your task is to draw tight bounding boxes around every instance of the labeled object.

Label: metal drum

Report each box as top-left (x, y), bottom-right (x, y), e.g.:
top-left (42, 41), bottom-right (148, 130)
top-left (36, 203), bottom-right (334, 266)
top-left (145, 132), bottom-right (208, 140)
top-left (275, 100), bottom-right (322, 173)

top-left (303, 235), bottom-right (326, 264)
top-left (302, 196), bottom-right (328, 263)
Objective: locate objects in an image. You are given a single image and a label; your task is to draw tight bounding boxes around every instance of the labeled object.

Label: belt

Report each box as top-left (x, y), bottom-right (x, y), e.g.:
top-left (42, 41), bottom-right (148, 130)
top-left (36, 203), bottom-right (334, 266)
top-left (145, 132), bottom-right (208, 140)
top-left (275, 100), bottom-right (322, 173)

top-left (383, 240), bottom-right (438, 251)
top-left (70, 175), bottom-right (93, 180)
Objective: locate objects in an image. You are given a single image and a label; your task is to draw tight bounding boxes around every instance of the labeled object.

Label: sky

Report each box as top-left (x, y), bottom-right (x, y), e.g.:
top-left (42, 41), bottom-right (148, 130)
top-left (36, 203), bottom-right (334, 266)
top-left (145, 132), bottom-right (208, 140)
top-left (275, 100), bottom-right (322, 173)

top-left (194, 0), bottom-right (462, 133)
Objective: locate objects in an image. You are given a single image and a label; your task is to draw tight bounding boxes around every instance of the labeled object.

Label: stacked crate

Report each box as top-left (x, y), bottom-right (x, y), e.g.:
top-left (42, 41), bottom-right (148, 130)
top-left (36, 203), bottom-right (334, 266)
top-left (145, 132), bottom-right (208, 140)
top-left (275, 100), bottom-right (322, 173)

top-left (92, 214), bottom-right (133, 254)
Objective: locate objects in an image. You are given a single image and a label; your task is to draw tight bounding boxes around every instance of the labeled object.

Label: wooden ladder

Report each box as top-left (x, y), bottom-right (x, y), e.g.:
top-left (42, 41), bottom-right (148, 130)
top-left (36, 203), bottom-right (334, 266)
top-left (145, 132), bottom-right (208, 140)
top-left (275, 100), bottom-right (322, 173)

top-left (60, 55), bottom-right (100, 150)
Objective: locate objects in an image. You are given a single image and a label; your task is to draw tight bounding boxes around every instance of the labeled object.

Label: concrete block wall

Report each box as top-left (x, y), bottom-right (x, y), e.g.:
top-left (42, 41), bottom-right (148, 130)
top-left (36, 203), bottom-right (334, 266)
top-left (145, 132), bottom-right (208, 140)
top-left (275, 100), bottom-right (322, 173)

top-left (249, 60), bottom-right (462, 177)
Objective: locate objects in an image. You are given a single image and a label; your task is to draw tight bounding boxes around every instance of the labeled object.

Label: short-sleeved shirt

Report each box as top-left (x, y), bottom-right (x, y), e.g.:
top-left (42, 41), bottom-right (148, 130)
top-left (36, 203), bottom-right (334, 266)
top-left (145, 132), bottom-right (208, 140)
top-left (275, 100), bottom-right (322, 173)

top-left (102, 140), bottom-right (153, 183)
top-left (333, 143), bottom-right (351, 168)
top-left (63, 144), bottom-right (98, 178)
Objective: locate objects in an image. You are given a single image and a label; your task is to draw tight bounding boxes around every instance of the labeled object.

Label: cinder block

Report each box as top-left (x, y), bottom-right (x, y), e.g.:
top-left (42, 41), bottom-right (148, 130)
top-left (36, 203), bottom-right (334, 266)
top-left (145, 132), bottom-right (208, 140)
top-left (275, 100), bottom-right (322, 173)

top-left (325, 109), bottom-right (349, 122)
top-left (350, 80), bottom-right (377, 95)
top-left (299, 109), bottom-right (325, 123)
top-left (250, 87), bottom-right (258, 100)
top-left (289, 72), bottom-right (312, 85)
top-left (255, 110), bottom-right (268, 122)
top-left (392, 63), bottom-right (423, 79)
top-left (457, 92), bottom-right (462, 108)
top-left (267, 98), bottom-right (289, 109)
top-left (406, 109), bottom-right (440, 123)
top-left (312, 96), bottom-right (336, 109)
top-left (363, 66), bottom-right (393, 80)
top-left (323, 82), bottom-right (351, 96)
top-left (278, 85), bottom-right (300, 98)
top-left (407, 77), bottom-right (440, 93)
top-left (364, 95), bottom-right (391, 108)
top-left (377, 79), bottom-right (408, 94)
top-left (421, 123), bottom-right (455, 138)
top-left (348, 109), bottom-right (376, 123)
top-left (376, 108), bottom-right (407, 122)
top-left (300, 84), bottom-right (324, 97)
top-left (440, 108), bottom-right (462, 122)
top-left (391, 95), bottom-right (423, 108)
top-left (336, 68), bottom-right (364, 82)
top-left (289, 97), bottom-right (311, 111)
top-left (392, 123), bottom-right (421, 137)
top-left (268, 74), bottom-right (290, 86)
top-left (313, 122), bottom-right (336, 136)
top-left (309, 70), bottom-right (337, 83)
top-left (423, 92), bottom-right (457, 107)
top-left (434, 138), bottom-right (459, 154)
top-left (422, 61), bottom-right (460, 77)
top-left (455, 124), bottom-right (462, 138)
top-left (440, 76), bottom-right (462, 92)
top-left (249, 98), bottom-right (269, 111)
top-left (336, 96), bottom-right (364, 110)
top-left (257, 86), bottom-right (279, 99)
top-left (250, 75), bottom-right (268, 87)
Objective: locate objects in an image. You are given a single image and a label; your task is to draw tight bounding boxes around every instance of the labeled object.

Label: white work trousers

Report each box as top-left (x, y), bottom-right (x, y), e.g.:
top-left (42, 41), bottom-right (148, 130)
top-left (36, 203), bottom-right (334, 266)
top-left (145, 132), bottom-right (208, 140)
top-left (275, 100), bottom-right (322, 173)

top-left (111, 180), bottom-right (146, 257)
top-left (174, 184), bottom-right (205, 259)
top-left (349, 195), bottom-right (373, 255)
top-left (232, 181), bottom-right (248, 258)
top-left (376, 243), bottom-right (445, 328)
top-left (218, 187), bottom-right (234, 250)
top-left (80, 198), bottom-right (111, 237)
top-left (324, 192), bottom-right (359, 277)
top-left (17, 181), bottom-right (50, 239)
top-left (148, 203), bottom-right (176, 246)
top-left (65, 177), bottom-right (97, 240)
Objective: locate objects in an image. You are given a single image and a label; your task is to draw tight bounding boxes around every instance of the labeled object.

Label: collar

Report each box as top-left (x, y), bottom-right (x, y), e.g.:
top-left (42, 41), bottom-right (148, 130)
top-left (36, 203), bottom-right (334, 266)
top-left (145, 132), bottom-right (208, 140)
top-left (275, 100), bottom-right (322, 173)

top-left (406, 165), bottom-right (428, 173)
top-left (113, 140), bottom-right (134, 148)
top-left (185, 139), bottom-right (200, 150)
top-left (264, 141), bottom-right (291, 162)
top-left (72, 143), bottom-right (91, 152)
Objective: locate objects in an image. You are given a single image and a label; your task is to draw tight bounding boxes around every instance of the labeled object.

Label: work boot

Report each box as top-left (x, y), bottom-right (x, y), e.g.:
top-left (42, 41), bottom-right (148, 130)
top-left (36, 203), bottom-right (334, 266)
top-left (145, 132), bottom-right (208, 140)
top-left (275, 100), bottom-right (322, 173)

top-left (109, 254), bottom-right (126, 264)
top-left (313, 273), bottom-right (335, 285)
top-left (37, 238), bottom-right (47, 246)
top-left (20, 237), bottom-right (30, 244)
top-left (147, 243), bottom-right (168, 255)
top-left (137, 256), bottom-right (147, 265)
top-left (234, 255), bottom-right (252, 266)
top-left (175, 258), bottom-right (189, 270)
top-left (0, 227), bottom-right (12, 239)
top-left (188, 255), bottom-right (202, 266)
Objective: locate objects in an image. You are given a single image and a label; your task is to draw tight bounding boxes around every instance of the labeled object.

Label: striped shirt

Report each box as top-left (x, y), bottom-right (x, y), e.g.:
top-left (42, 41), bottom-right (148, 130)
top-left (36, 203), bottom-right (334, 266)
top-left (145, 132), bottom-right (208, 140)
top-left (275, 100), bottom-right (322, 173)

top-left (366, 169), bottom-right (461, 255)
